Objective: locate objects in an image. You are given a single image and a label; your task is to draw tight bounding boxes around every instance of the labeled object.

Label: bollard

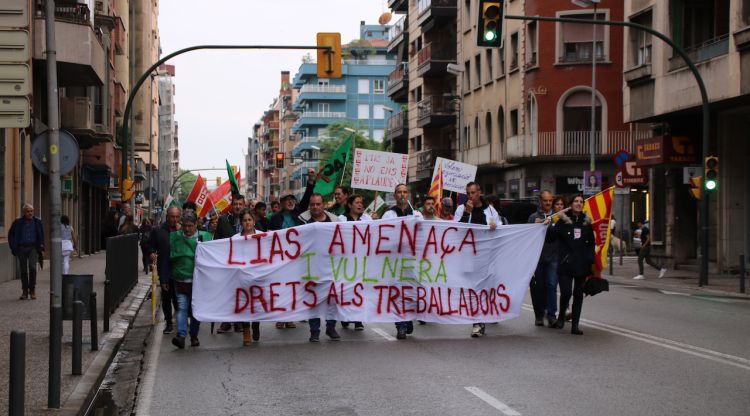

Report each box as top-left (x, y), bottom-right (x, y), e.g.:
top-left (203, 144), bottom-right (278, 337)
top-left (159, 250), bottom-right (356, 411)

top-left (103, 280), bottom-right (110, 333)
top-left (740, 255), bottom-right (746, 294)
top-left (73, 301), bottom-right (83, 375)
top-left (48, 304), bottom-right (62, 408)
top-left (10, 330), bottom-right (26, 416)
top-left (90, 292), bottom-right (98, 351)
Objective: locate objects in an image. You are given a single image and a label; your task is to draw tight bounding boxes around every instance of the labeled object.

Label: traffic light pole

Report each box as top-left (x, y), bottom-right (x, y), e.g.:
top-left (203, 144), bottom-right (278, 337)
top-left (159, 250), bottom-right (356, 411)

top-left (504, 14), bottom-right (711, 286)
top-left (119, 44), bottom-right (334, 204)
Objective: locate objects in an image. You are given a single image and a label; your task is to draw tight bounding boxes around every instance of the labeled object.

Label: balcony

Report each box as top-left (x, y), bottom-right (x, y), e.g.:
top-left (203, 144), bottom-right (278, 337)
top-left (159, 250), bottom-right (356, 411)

top-left (33, 1), bottom-right (105, 86)
top-left (417, 42), bottom-right (456, 77)
top-left (386, 112), bottom-right (407, 142)
top-left (669, 34), bottom-right (729, 71)
top-left (388, 0), bottom-right (408, 13)
top-left (82, 141), bottom-right (116, 168)
top-left (268, 121), bottom-right (279, 130)
top-left (417, 0), bottom-right (457, 29)
top-left (505, 130), bottom-right (653, 161)
top-left (297, 84), bottom-right (347, 103)
top-left (387, 16), bottom-right (407, 53)
top-left (417, 96), bottom-right (456, 128)
top-left (387, 63), bottom-right (408, 102)
top-left (292, 111), bottom-right (347, 133)
top-left (414, 148), bottom-right (453, 181)
top-left (292, 136), bottom-right (321, 157)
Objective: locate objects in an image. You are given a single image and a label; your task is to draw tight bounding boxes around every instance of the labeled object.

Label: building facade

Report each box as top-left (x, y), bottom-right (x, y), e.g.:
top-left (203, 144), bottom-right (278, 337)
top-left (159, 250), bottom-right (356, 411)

top-left (157, 63), bottom-right (178, 201)
top-left (623, 0), bottom-right (749, 272)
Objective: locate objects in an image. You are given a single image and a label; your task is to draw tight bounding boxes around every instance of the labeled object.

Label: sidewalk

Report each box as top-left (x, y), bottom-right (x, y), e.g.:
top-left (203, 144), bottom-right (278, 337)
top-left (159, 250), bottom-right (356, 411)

top-left (0, 252), bottom-right (151, 416)
top-left (603, 255), bottom-right (749, 298)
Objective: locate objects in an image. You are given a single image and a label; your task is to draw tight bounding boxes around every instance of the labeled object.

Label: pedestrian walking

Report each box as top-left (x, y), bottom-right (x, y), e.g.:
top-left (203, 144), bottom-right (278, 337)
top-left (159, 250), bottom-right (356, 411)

top-left (547, 195), bottom-right (595, 335)
top-left (420, 196), bottom-right (440, 220)
top-left (148, 206), bottom-right (181, 335)
top-left (234, 208), bottom-right (261, 346)
top-left (118, 203), bottom-right (131, 230)
top-left (253, 201), bottom-right (270, 232)
top-left (454, 182), bottom-right (501, 338)
top-left (118, 214), bottom-right (138, 235)
top-left (215, 194), bottom-right (247, 334)
top-left (8, 204), bottom-right (45, 300)
top-left (382, 183), bottom-right (423, 339)
top-left (60, 215), bottom-right (78, 275)
top-left (528, 191), bottom-right (558, 327)
top-left (139, 219), bottom-right (153, 274)
top-left (299, 193), bottom-right (341, 342)
top-left (633, 221), bottom-right (667, 280)
top-left (338, 193), bottom-right (371, 331)
top-left (170, 210), bottom-right (213, 349)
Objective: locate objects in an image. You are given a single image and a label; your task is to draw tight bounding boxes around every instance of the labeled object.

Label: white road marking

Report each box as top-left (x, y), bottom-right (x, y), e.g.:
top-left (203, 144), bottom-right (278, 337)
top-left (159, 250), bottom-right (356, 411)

top-left (522, 304), bottom-right (750, 371)
top-left (464, 386), bottom-right (521, 415)
top-left (371, 327), bottom-right (397, 341)
top-left (133, 320), bottom-right (164, 414)
top-left (659, 290), bottom-right (691, 296)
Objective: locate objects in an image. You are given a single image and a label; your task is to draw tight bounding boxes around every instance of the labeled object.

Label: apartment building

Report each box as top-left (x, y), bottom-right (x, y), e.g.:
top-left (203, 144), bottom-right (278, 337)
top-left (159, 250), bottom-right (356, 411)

top-left (288, 22), bottom-right (399, 197)
top-left (157, 64), bottom-right (178, 200)
top-left (623, 0), bottom-right (749, 272)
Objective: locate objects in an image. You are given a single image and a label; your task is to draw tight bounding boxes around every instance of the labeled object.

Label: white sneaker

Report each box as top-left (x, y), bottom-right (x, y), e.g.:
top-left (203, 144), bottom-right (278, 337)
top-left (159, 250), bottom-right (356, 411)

top-left (633, 274), bottom-right (645, 280)
top-left (471, 323), bottom-right (484, 338)
top-left (659, 267), bottom-right (667, 278)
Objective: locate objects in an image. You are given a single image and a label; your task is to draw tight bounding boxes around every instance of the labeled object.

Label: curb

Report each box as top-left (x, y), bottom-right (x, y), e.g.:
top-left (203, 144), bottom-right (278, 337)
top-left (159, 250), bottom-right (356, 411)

top-left (607, 275), bottom-right (750, 299)
top-left (58, 274), bottom-right (153, 416)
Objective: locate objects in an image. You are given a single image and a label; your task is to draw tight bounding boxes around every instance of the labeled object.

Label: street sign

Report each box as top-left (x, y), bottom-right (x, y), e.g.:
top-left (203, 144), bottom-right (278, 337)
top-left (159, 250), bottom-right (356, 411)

top-left (683, 166), bottom-right (701, 184)
top-left (613, 149), bottom-right (629, 167)
top-left (31, 130), bottom-right (79, 175)
top-left (61, 176), bottom-right (73, 193)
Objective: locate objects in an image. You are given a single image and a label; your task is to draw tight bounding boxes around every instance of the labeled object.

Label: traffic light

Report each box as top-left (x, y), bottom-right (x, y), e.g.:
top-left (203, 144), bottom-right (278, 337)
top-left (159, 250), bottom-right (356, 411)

top-left (317, 32), bottom-right (342, 78)
top-left (477, 0), bottom-right (503, 47)
top-left (689, 176), bottom-right (702, 200)
top-left (275, 152), bottom-right (285, 169)
top-left (704, 156), bottom-right (718, 191)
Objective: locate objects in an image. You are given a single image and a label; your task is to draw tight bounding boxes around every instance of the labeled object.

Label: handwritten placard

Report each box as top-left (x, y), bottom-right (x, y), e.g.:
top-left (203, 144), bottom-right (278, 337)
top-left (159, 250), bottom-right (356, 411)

top-left (434, 157), bottom-right (477, 193)
top-left (351, 149), bottom-right (409, 192)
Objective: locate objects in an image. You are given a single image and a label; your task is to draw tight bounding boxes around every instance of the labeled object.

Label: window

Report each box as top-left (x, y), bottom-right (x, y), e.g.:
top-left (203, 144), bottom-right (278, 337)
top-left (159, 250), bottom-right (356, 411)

top-left (510, 32), bottom-right (519, 70)
top-left (485, 49), bottom-right (493, 82)
top-left (358, 79), bottom-right (370, 94)
top-left (373, 79), bottom-right (385, 94)
top-left (671, 0), bottom-right (729, 51)
top-left (463, 0), bottom-right (472, 32)
top-left (373, 129), bottom-right (385, 141)
top-left (474, 117), bottom-right (480, 146)
top-left (559, 13), bottom-right (605, 63)
top-left (374, 104), bottom-right (386, 119)
top-left (0, 130), bottom-right (4, 227)
top-left (317, 103), bottom-right (330, 113)
top-left (563, 91), bottom-right (602, 132)
top-left (464, 59), bottom-right (471, 92)
top-left (744, 0), bottom-right (750, 27)
top-left (474, 54), bottom-right (481, 89)
top-left (510, 109), bottom-right (518, 136)
top-left (484, 112), bottom-right (492, 145)
top-left (358, 104), bottom-right (370, 119)
top-left (411, 135), bottom-right (423, 152)
top-left (629, 11), bottom-right (653, 67)
top-left (412, 85), bottom-right (423, 102)
top-left (318, 79), bottom-right (329, 86)
top-left (497, 46), bottom-right (505, 77)
top-left (527, 21), bottom-right (538, 67)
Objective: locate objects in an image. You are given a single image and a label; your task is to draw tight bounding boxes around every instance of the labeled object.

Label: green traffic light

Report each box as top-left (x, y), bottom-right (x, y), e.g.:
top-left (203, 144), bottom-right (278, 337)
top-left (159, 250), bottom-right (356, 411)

top-left (705, 180), bottom-right (717, 190)
top-left (484, 31), bottom-right (497, 41)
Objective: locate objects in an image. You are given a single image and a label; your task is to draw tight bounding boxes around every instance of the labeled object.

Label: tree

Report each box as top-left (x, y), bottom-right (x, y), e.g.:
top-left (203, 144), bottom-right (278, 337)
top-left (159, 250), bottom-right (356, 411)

top-left (315, 121), bottom-right (387, 203)
top-left (176, 169), bottom-right (198, 201)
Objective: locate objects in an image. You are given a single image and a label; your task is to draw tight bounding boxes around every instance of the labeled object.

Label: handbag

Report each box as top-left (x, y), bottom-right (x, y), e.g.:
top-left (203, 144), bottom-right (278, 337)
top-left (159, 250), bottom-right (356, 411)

top-left (583, 276), bottom-right (609, 296)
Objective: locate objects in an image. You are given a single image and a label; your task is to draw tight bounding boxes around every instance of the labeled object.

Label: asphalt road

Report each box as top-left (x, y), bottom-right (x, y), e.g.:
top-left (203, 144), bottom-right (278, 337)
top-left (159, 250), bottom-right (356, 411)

top-left (132, 282), bottom-right (750, 416)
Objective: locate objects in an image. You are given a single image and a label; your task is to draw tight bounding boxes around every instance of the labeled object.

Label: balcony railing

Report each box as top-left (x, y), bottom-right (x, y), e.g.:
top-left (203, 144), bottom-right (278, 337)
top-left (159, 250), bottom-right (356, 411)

top-left (388, 16), bottom-right (406, 40)
top-left (342, 59), bottom-right (397, 66)
top-left (298, 136), bottom-right (320, 144)
top-left (299, 111), bottom-right (346, 118)
top-left (415, 148), bottom-right (453, 177)
top-left (299, 85), bottom-right (346, 94)
top-left (388, 112), bottom-right (406, 131)
top-left (417, 0), bottom-right (456, 16)
top-left (507, 130), bottom-right (652, 159)
top-left (417, 43), bottom-right (456, 66)
top-left (417, 96), bottom-right (456, 120)
top-left (36, 0), bottom-right (92, 25)
top-left (388, 63), bottom-right (407, 84)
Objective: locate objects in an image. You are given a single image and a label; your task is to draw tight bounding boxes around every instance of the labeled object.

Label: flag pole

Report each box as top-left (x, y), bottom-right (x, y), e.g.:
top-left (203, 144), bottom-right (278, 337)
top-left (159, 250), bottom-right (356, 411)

top-left (339, 131), bottom-right (355, 186)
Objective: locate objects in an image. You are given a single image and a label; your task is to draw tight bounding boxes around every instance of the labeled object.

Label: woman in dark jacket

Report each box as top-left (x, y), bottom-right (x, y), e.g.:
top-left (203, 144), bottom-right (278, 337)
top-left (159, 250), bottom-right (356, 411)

top-left (547, 194), bottom-right (595, 335)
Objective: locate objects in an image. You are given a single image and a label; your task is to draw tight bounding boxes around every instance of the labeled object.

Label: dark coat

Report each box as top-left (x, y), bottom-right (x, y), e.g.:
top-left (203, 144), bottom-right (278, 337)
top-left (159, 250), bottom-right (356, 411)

top-left (268, 181), bottom-right (315, 231)
top-left (547, 211), bottom-right (595, 277)
top-left (215, 213), bottom-right (239, 240)
top-left (8, 216), bottom-right (45, 256)
top-left (528, 209), bottom-right (558, 263)
top-left (148, 222), bottom-right (175, 284)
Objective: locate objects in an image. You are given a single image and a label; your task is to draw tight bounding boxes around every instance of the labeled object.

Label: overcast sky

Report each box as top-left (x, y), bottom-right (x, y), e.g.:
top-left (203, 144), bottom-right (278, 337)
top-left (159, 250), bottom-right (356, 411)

top-left (158, 0), bottom-right (388, 181)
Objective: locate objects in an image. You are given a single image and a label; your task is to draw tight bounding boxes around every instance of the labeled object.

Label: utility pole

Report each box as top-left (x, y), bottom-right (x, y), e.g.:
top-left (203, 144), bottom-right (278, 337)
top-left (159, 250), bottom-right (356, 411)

top-left (44, 0), bottom-right (62, 408)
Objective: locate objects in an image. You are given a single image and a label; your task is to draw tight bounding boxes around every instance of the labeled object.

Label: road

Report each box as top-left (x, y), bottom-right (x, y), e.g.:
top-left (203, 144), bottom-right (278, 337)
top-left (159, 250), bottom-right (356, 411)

top-left (132, 281), bottom-right (750, 416)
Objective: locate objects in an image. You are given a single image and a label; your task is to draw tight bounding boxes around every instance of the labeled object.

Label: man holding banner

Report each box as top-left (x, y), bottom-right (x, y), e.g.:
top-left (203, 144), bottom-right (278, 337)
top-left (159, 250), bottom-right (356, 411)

top-left (215, 194), bottom-right (247, 334)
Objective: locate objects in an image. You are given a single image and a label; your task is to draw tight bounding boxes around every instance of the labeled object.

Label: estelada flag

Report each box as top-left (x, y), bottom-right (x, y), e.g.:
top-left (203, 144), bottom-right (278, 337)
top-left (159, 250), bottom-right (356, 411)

top-left (584, 187), bottom-right (614, 277)
top-left (209, 170), bottom-right (241, 215)
top-left (186, 175), bottom-right (214, 218)
top-left (428, 160), bottom-right (444, 216)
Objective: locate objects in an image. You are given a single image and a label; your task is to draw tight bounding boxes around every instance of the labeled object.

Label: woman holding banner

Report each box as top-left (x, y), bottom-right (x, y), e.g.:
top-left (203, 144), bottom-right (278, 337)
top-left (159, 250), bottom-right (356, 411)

top-left (547, 195), bottom-right (595, 335)
top-left (235, 208), bottom-right (261, 346)
top-left (338, 194), bottom-right (372, 331)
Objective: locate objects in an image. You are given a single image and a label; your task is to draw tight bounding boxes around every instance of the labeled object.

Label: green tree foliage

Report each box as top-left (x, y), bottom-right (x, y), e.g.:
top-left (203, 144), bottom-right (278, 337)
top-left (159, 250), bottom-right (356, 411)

top-left (316, 121), bottom-right (387, 204)
top-left (176, 169), bottom-right (198, 202)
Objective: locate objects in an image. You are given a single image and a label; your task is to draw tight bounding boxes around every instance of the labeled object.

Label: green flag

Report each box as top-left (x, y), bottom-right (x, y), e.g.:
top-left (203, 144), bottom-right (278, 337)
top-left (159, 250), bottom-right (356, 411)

top-left (225, 160), bottom-right (240, 196)
top-left (314, 134), bottom-right (352, 196)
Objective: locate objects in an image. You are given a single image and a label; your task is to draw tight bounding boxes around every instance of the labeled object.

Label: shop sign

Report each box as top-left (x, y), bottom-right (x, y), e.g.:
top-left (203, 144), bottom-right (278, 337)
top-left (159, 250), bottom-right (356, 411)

top-left (636, 135), bottom-right (698, 166)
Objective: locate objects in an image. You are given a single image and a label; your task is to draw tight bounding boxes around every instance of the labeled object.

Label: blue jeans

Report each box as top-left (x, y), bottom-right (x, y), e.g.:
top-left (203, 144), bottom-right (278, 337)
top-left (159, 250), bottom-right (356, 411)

top-left (176, 291), bottom-right (200, 338)
top-left (309, 318), bottom-right (336, 332)
top-left (535, 261), bottom-right (558, 320)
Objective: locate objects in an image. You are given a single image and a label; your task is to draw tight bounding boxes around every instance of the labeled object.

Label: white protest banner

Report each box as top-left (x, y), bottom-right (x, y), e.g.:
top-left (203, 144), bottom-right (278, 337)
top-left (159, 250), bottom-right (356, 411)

top-left (192, 218), bottom-right (546, 324)
top-left (351, 148), bottom-right (409, 192)
top-left (434, 157), bottom-right (477, 193)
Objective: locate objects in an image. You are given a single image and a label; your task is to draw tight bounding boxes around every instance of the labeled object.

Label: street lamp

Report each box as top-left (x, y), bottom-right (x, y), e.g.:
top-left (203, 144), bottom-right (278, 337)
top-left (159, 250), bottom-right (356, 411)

top-left (571, 0), bottom-right (600, 172)
top-left (446, 63), bottom-right (466, 162)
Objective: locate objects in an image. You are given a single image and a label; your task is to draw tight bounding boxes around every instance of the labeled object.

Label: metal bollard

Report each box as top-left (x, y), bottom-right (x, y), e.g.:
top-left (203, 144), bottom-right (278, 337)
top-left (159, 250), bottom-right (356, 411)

top-left (9, 330), bottom-right (25, 416)
top-left (103, 280), bottom-right (110, 333)
top-left (740, 255), bottom-right (746, 294)
top-left (73, 301), bottom-right (83, 375)
top-left (90, 292), bottom-right (98, 351)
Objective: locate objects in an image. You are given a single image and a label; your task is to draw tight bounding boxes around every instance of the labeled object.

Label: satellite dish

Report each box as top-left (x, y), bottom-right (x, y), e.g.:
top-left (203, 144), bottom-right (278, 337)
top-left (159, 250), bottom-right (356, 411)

top-left (378, 12), bottom-right (392, 25)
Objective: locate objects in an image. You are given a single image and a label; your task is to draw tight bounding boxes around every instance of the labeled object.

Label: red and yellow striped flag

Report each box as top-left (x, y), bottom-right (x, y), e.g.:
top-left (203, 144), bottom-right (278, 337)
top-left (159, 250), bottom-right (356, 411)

top-left (584, 187), bottom-right (614, 277)
top-left (428, 161), bottom-right (444, 215)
